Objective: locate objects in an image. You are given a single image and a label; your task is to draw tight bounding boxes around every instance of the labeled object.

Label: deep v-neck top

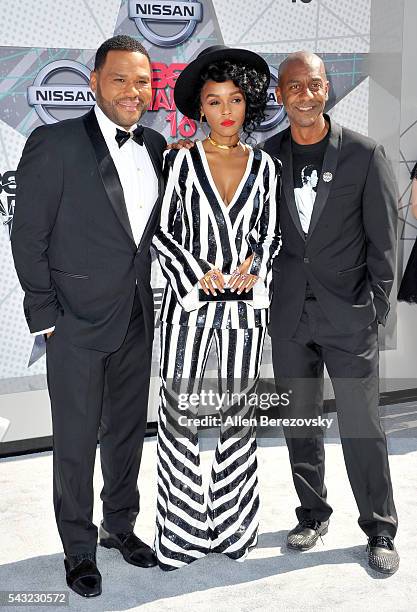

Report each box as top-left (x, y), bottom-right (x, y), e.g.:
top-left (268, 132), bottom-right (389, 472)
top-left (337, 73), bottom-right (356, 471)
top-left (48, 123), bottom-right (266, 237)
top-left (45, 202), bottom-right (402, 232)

top-left (196, 140), bottom-right (254, 210)
top-left (153, 144), bottom-right (281, 329)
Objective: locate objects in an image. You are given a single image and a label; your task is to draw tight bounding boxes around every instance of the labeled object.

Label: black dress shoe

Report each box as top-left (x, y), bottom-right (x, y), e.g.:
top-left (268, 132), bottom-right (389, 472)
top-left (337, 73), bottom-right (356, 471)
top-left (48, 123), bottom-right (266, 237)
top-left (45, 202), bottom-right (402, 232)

top-left (64, 552), bottom-right (101, 598)
top-left (367, 536), bottom-right (399, 575)
top-left (286, 519), bottom-right (329, 551)
top-left (99, 523), bottom-right (157, 568)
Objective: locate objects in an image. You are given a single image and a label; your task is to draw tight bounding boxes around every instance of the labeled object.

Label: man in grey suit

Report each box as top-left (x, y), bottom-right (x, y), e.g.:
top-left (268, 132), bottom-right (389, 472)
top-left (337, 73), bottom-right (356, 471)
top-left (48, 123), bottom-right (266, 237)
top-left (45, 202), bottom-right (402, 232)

top-left (262, 51), bottom-right (399, 575)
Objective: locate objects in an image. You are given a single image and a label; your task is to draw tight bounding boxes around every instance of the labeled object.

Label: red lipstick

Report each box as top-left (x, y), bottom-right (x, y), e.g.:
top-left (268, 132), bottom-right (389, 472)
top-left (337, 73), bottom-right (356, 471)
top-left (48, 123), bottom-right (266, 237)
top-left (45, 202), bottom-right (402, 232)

top-left (221, 120), bottom-right (235, 127)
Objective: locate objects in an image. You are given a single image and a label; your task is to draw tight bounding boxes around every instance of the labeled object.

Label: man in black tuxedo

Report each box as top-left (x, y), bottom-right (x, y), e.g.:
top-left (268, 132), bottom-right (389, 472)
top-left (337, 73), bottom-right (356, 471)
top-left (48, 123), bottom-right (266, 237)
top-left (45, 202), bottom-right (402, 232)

top-left (262, 52), bottom-right (399, 575)
top-left (11, 35), bottom-right (165, 597)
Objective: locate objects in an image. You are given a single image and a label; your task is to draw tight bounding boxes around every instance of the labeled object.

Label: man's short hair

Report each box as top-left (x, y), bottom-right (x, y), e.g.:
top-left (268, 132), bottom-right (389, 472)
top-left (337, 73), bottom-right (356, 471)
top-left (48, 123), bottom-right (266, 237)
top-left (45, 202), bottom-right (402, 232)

top-left (94, 35), bottom-right (151, 71)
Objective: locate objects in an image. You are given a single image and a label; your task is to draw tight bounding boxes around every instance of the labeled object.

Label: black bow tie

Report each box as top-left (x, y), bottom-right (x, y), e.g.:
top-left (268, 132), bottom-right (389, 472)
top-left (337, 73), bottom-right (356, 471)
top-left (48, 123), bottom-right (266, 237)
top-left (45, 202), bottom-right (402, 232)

top-left (115, 126), bottom-right (144, 148)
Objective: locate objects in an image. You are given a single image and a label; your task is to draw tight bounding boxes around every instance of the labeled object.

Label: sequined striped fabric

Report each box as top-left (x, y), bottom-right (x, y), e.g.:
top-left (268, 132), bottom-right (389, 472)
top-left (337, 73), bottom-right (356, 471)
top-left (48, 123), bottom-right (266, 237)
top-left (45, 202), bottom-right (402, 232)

top-left (152, 141), bottom-right (280, 570)
top-left (152, 142), bottom-right (281, 329)
top-left (155, 324), bottom-right (266, 571)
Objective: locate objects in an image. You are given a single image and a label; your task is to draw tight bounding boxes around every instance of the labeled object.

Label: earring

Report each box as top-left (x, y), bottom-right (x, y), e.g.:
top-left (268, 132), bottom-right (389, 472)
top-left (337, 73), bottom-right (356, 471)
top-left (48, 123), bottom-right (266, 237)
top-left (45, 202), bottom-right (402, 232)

top-left (199, 111), bottom-right (208, 137)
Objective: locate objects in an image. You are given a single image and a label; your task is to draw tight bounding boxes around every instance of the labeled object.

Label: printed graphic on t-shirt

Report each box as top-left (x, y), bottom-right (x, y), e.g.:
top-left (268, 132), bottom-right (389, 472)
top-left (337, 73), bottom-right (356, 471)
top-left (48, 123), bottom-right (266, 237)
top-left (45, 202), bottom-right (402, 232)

top-left (294, 164), bottom-right (319, 233)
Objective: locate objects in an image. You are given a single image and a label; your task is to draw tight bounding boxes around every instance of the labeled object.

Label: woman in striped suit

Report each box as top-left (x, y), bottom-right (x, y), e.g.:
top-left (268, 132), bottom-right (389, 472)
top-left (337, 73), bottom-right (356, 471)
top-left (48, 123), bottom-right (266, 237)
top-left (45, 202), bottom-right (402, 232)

top-left (152, 45), bottom-right (281, 571)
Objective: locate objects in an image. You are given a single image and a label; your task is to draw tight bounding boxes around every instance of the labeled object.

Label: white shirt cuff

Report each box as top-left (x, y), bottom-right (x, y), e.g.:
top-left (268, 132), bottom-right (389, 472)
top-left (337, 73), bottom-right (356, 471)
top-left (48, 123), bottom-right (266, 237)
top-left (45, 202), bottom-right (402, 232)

top-left (31, 326), bottom-right (55, 336)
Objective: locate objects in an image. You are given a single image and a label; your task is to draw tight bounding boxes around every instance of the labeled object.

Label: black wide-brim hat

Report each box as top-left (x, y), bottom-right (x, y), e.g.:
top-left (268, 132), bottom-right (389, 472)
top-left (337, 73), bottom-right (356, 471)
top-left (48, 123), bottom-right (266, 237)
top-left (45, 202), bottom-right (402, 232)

top-left (174, 45), bottom-right (270, 121)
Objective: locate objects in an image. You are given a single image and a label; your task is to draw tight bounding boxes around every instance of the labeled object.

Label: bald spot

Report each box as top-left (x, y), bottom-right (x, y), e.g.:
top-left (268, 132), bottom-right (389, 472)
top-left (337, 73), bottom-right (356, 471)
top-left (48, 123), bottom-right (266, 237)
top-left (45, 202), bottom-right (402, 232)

top-left (278, 52), bottom-right (327, 85)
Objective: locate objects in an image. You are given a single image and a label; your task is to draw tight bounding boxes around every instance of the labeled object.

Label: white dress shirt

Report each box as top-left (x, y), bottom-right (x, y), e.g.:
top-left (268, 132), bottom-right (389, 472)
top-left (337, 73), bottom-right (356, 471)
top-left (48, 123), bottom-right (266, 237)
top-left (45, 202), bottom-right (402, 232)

top-left (34, 105), bottom-right (158, 336)
top-left (94, 104), bottom-right (158, 245)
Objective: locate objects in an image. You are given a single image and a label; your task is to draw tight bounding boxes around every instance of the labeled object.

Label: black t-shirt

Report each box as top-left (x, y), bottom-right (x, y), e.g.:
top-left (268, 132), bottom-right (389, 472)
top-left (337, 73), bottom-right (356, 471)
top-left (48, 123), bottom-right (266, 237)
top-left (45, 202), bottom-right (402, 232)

top-left (291, 131), bottom-right (330, 298)
top-left (292, 131), bottom-right (330, 235)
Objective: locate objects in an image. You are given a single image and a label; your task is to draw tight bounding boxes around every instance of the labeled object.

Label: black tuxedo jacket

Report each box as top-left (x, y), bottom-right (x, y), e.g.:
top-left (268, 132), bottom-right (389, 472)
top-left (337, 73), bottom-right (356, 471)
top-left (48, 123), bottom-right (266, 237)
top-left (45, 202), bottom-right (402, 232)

top-left (11, 109), bottom-right (166, 351)
top-left (261, 115), bottom-right (398, 337)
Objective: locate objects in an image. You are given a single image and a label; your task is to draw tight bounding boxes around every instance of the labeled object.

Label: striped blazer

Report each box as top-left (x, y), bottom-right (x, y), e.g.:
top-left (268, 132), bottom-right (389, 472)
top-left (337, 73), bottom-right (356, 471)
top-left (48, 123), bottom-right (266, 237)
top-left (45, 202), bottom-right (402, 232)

top-left (153, 141), bottom-right (281, 329)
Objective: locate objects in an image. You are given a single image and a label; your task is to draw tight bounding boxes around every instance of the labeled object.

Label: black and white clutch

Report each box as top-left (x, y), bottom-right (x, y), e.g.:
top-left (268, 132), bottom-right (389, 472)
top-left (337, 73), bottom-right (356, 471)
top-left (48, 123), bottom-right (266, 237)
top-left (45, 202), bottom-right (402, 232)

top-left (182, 274), bottom-right (269, 312)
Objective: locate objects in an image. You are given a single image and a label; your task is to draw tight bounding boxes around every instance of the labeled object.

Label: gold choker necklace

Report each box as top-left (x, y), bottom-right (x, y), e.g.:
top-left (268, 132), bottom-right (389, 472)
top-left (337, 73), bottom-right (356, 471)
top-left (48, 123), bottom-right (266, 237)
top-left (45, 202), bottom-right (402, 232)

top-left (208, 134), bottom-right (240, 150)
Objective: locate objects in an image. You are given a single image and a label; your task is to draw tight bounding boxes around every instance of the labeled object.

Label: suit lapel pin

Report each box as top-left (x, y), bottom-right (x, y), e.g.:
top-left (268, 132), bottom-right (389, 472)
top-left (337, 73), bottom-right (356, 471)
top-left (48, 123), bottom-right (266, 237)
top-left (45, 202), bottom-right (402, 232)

top-left (323, 172), bottom-right (333, 182)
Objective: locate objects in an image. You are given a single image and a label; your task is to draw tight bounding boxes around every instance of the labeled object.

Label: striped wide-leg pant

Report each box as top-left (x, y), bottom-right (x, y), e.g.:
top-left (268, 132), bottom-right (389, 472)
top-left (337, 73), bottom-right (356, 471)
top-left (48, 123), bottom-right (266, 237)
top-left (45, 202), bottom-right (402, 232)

top-left (155, 323), bottom-right (266, 571)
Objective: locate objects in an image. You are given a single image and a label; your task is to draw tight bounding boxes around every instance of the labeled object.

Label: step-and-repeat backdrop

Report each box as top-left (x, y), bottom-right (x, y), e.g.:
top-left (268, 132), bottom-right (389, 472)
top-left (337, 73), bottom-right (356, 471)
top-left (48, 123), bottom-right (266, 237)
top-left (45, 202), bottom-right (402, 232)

top-left (0, 0), bottom-right (393, 410)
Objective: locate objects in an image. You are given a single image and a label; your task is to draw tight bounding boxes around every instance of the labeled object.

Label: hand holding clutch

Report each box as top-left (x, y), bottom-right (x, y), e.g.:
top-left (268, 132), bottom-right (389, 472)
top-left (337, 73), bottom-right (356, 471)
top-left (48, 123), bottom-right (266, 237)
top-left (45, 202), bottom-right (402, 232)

top-left (182, 274), bottom-right (269, 311)
top-left (199, 268), bottom-right (225, 296)
top-left (229, 254), bottom-right (258, 294)
top-left (198, 255), bottom-right (257, 297)
top-left (198, 274), bottom-right (254, 302)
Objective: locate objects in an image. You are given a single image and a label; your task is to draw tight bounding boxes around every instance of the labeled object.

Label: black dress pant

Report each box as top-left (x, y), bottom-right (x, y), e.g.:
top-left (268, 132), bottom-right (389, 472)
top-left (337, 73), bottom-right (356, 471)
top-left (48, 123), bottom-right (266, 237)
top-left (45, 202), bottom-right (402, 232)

top-left (271, 297), bottom-right (397, 538)
top-left (46, 292), bottom-right (151, 555)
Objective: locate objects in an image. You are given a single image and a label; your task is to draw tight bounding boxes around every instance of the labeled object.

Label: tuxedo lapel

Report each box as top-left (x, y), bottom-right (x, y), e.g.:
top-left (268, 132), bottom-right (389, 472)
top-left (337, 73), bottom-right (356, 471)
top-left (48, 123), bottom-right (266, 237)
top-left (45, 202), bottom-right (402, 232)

top-left (280, 129), bottom-right (305, 240)
top-left (307, 118), bottom-right (342, 240)
top-left (137, 128), bottom-right (164, 253)
top-left (83, 109), bottom-right (136, 247)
